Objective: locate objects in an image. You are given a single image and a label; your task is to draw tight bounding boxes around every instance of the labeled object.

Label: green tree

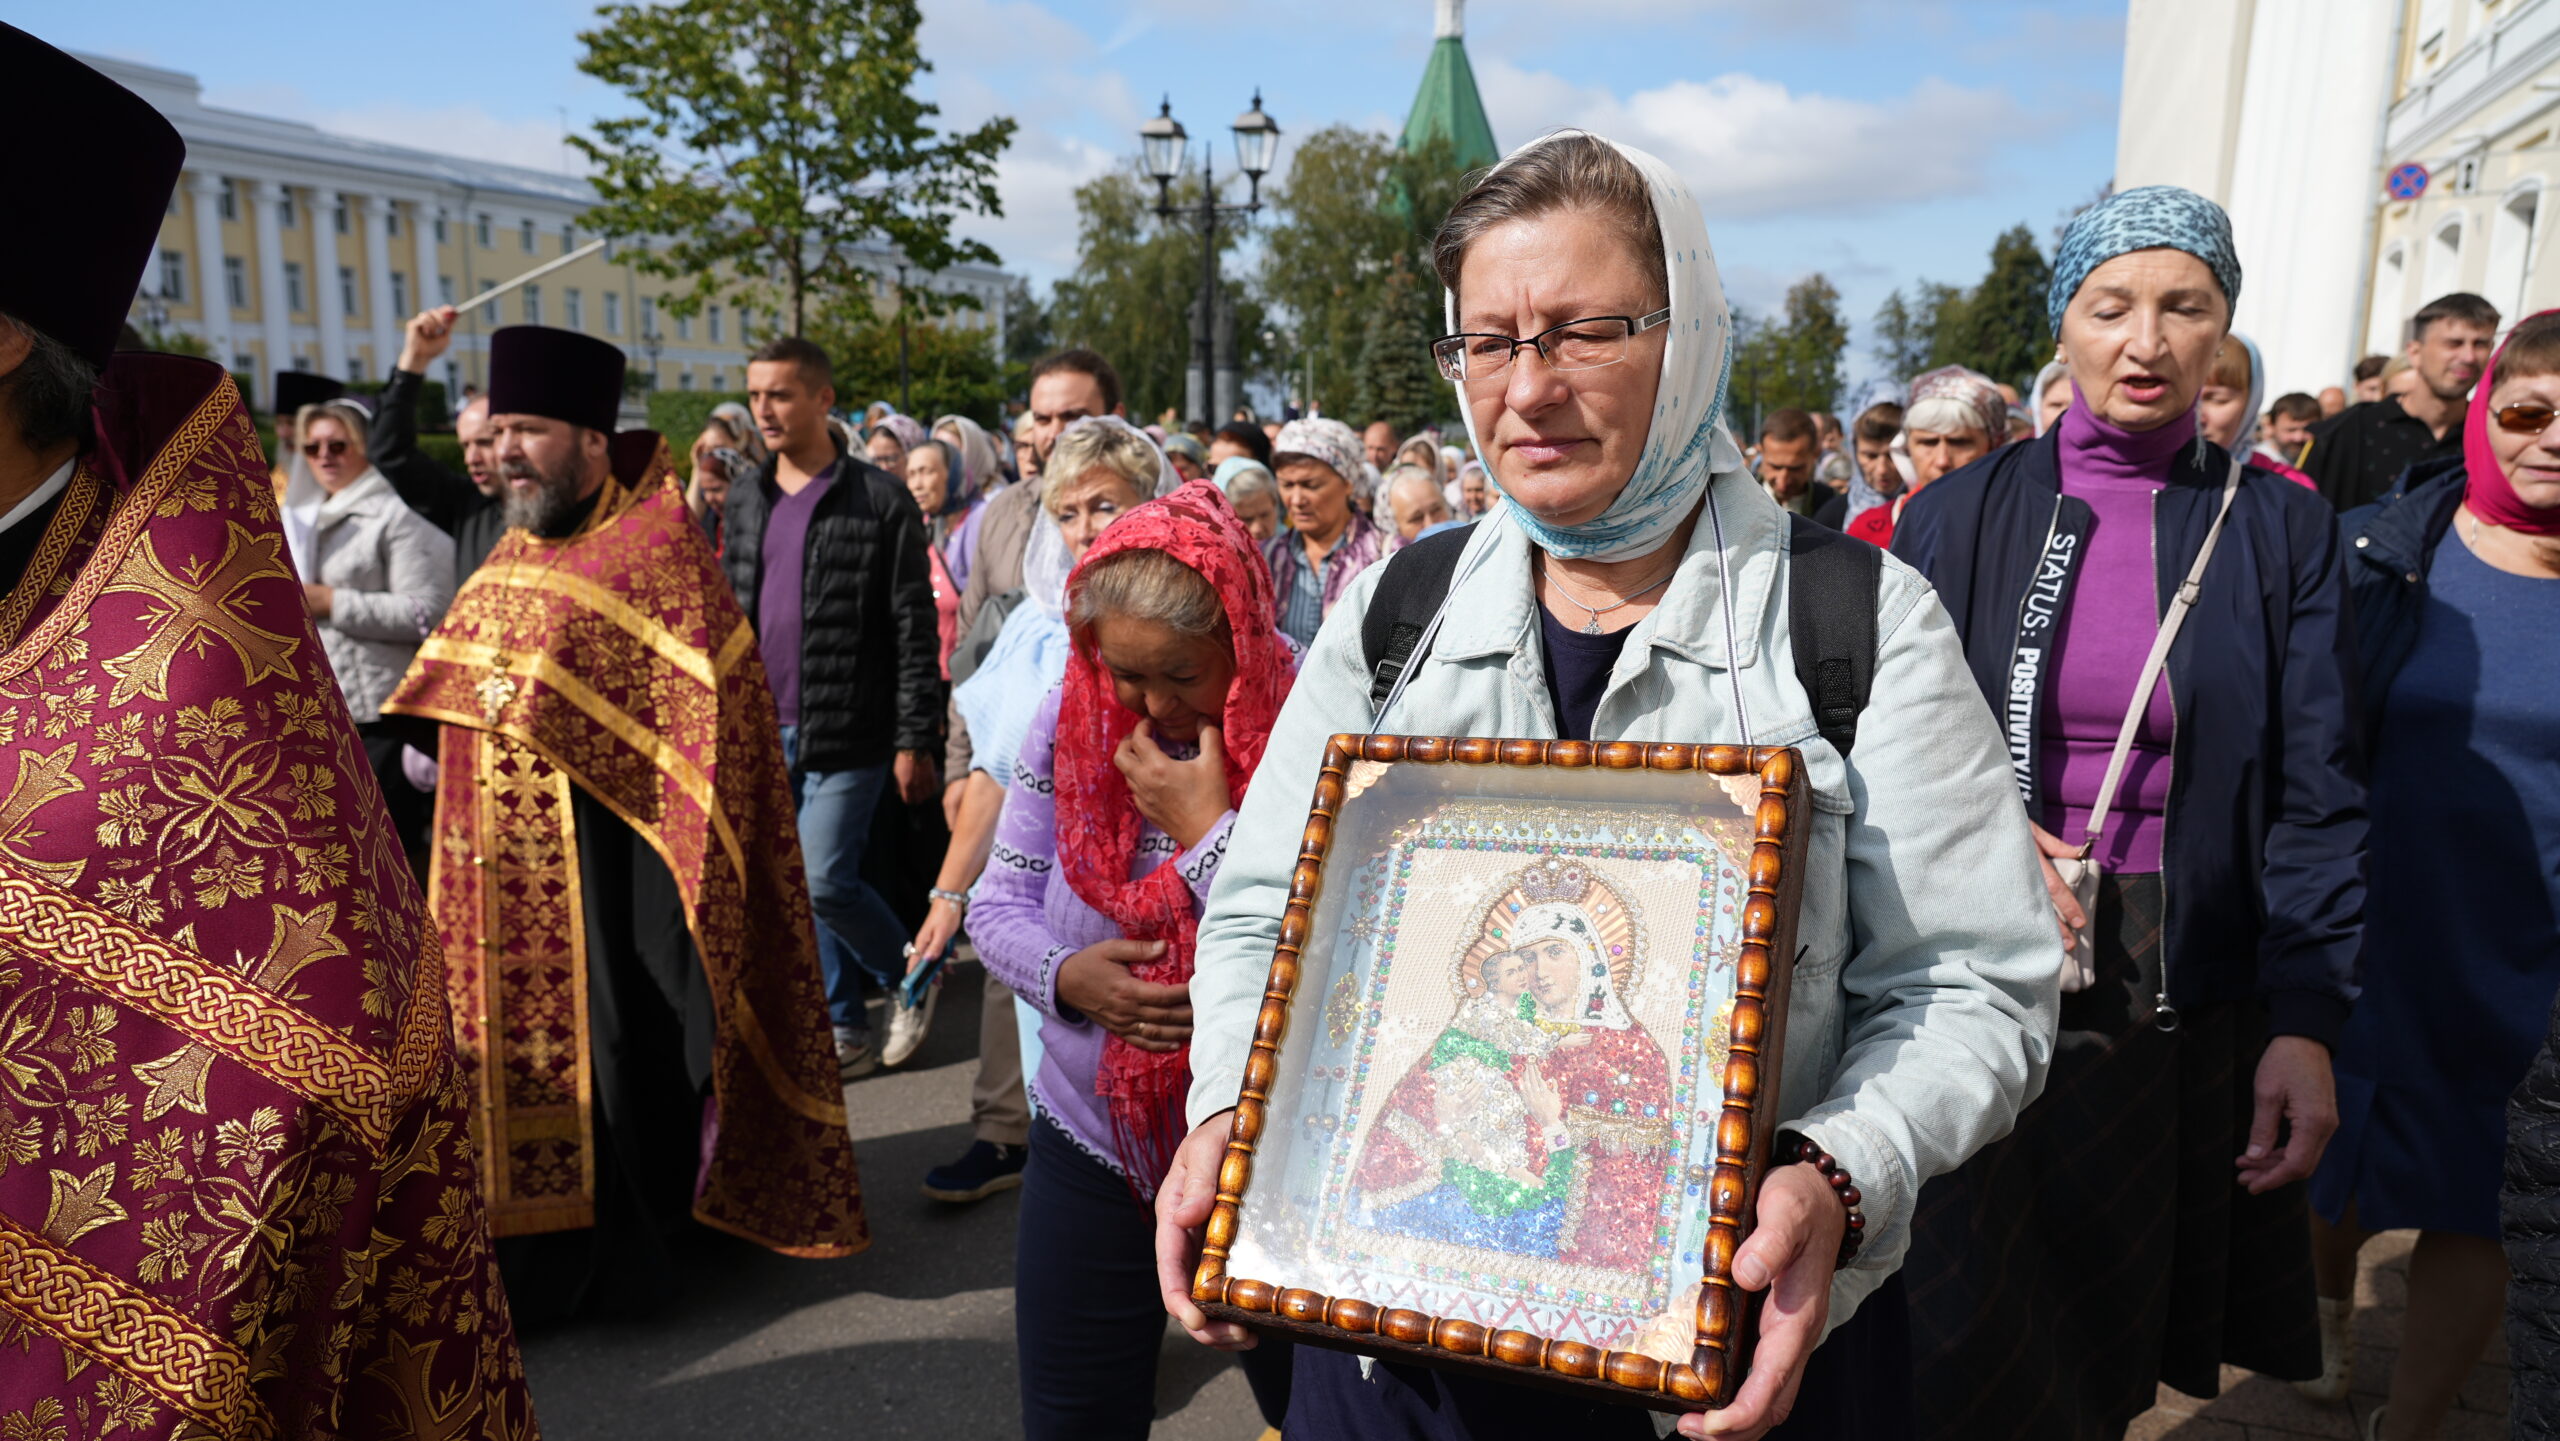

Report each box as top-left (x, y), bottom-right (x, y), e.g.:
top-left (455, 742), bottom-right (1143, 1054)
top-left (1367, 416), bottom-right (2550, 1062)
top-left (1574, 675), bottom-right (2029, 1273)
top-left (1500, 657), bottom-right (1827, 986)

top-left (1922, 281), bottom-right (1973, 371)
top-left (1256, 127), bottom-right (1472, 421)
top-left (1348, 252), bottom-right (1445, 434)
top-left (811, 314), bottom-right (1005, 425)
top-left (1727, 273), bottom-right (1850, 428)
top-left (1869, 226), bottom-right (2051, 389)
top-left (571, 0), bottom-right (1016, 335)
top-left (1946, 223), bottom-right (2053, 390)
top-left (1047, 168), bottom-right (1265, 423)
top-left (1873, 290), bottom-right (1925, 383)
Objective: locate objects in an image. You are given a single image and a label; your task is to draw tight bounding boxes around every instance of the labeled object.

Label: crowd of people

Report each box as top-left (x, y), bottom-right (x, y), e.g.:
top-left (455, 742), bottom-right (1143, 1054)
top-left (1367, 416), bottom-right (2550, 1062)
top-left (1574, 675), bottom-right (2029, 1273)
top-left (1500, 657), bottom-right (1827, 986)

top-left (6, 25), bottom-right (2560, 1441)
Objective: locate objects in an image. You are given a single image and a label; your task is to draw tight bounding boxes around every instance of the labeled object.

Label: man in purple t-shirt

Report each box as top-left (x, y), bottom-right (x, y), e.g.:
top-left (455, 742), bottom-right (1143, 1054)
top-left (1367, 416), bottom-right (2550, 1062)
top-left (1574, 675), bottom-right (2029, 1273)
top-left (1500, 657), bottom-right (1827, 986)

top-left (722, 338), bottom-right (943, 1080)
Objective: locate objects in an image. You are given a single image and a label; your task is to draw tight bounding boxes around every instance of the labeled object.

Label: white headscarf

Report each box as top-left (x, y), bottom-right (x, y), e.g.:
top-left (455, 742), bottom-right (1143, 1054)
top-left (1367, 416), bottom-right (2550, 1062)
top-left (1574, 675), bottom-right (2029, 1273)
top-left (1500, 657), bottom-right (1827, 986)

top-left (1447, 132), bottom-right (1748, 563)
top-left (932, 413), bottom-right (1004, 503)
top-left (2225, 333), bottom-right (2270, 456)
top-left (2030, 359), bottom-right (2072, 438)
top-left (1513, 902), bottom-right (1632, 1031)
top-left (957, 415), bottom-right (1181, 786)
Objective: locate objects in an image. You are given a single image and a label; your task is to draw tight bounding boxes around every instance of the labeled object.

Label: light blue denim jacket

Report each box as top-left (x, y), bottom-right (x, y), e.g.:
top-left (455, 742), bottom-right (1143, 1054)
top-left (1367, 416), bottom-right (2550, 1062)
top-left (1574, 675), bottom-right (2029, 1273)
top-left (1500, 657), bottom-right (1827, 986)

top-left (1185, 470), bottom-right (2061, 1327)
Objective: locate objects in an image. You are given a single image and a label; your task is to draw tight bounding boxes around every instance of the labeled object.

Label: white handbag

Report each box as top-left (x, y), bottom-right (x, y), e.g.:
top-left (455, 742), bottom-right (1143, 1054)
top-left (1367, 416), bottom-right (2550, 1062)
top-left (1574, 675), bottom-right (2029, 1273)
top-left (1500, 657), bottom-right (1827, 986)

top-left (2052, 458), bottom-right (2241, 993)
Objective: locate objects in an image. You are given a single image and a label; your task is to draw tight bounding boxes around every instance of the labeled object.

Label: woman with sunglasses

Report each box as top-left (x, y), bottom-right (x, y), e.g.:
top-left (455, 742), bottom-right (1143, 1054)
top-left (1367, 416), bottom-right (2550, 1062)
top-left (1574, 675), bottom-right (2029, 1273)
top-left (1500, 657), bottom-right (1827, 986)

top-left (1889, 187), bottom-right (2364, 1441)
top-left (282, 399), bottom-right (456, 874)
top-left (2306, 311), bottom-right (2560, 1439)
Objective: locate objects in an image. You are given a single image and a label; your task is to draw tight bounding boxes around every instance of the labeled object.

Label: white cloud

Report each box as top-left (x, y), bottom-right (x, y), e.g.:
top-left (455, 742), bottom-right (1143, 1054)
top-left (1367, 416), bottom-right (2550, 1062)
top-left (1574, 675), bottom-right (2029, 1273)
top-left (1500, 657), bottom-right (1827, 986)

top-left (916, 0), bottom-right (1139, 281)
top-left (1473, 60), bottom-right (2023, 221)
top-left (203, 82), bottom-right (583, 177)
top-left (323, 103), bottom-right (584, 176)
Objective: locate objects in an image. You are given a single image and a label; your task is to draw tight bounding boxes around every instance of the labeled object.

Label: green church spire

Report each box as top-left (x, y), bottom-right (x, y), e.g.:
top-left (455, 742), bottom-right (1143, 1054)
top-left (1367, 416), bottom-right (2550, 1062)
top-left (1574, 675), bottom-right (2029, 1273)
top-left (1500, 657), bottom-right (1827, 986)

top-left (1401, 0), bottom-right (1498, 172)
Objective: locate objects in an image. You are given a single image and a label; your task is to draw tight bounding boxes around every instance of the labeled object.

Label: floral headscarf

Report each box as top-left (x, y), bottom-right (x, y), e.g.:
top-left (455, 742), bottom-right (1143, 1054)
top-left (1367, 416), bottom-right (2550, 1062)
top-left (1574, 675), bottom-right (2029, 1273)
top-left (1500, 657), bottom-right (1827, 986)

top-left (1272, 417), bottom-right (1369, 502)
top-left (1905, 365), bottom-right (2010, 445)
top-left (870, 412), bottom-right (927, 456)
top-left (1054, 479), bottom-right (1299, 1186)
top-left (2048, 184), bottom-right (2241, 335)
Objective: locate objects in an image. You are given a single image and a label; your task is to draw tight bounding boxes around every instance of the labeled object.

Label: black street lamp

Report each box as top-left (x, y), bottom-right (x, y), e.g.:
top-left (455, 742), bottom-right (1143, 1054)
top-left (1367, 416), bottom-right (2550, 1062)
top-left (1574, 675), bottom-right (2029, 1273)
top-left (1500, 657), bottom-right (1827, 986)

top-left (1144, 91), bottom-right (1280, 426)
top-left (896, 261), bottom-right (911, 414)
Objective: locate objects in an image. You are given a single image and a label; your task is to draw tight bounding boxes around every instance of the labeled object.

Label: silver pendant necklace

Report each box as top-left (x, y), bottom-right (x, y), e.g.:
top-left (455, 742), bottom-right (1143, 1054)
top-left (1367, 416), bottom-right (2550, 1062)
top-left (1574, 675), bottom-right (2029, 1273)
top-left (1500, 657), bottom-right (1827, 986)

top-left (1541, 556), bottom-right (1676, 635)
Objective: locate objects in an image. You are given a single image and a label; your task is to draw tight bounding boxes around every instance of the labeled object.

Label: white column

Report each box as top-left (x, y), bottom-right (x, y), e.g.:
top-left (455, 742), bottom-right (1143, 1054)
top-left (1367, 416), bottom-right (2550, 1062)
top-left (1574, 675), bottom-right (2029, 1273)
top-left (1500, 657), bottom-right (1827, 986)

top-left (412, 198), bottom-right (439, 307)
top-left (186, 170), bottom-right (231, 366)
top-left (314, 191), bottom-right (348, 379)
top-left (2224, 0), bottom-right (2398, 393)
top-left (252, 180), bottom-right (291, 401)
top-left (413, 198), bottom-right (442, 381)
top-left (362, 194), bottom-right (400, 375)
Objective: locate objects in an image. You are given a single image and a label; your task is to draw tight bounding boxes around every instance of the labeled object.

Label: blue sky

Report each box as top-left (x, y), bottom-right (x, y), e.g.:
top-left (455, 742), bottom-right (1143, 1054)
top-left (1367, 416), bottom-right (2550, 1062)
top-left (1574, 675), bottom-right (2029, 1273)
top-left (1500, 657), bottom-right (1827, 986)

top-left (22, 0), bottom-right (2125, 384)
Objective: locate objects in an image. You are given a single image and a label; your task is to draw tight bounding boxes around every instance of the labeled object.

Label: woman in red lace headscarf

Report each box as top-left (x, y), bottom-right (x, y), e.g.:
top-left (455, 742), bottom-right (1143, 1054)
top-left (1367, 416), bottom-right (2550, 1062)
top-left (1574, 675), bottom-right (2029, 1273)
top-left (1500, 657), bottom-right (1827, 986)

top-left (966, 474), bottom-right (1299, 1439)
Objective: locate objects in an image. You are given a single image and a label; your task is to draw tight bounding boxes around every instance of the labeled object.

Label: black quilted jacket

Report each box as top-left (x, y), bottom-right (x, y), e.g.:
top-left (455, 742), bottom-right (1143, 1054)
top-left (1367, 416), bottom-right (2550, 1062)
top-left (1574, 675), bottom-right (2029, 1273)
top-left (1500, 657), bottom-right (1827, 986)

top-left (722, 434), bottom-right (942, 770)
top-left (2507, 988), bottom-right (2560, 1438)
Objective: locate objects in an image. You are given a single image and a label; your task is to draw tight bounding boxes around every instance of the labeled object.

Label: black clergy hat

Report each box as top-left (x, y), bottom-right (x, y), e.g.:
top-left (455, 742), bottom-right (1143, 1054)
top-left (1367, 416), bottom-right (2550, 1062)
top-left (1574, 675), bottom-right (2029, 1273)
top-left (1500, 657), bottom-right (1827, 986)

top-left (487, 326), bottom-right (625, 433)
top-left (272, 370), bottom-right (345, 417)
top-left (0, 25), bottom-right (186, 368)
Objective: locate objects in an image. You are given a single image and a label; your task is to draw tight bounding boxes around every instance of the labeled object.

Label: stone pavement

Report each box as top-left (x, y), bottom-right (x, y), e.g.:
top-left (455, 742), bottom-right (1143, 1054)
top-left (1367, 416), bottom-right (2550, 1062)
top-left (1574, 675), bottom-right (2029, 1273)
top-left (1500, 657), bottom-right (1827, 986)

top-left (513, 967), bottom-right (2511, 1439)
top-left (513, 965), bottom-right (1263, 1439)
top-left (2131, 1230), bottom-right (2510, 1441)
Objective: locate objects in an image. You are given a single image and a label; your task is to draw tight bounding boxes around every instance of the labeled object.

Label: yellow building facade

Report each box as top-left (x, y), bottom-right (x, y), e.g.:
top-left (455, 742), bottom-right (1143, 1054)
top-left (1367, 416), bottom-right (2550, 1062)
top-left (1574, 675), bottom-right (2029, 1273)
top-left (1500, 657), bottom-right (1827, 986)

top-left (97, 50), bottom-right (1010, 414)
top-left (2367, 0), bottom-right (2560, 353)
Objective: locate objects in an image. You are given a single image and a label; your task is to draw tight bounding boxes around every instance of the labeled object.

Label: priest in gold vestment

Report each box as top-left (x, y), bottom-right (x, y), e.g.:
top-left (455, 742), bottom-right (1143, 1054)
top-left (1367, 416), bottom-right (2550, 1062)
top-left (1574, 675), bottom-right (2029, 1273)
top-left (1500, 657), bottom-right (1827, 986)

top-left (384, 326), bottom-right (864, 1319)
top-left (0, 23), bottom-right (535, 1438)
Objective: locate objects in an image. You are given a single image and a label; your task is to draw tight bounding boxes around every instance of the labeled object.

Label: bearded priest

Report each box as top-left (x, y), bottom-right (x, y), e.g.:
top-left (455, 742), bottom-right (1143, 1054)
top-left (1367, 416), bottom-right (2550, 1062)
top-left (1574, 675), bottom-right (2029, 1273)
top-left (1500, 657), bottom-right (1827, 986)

top-left (0, 23), bottom-right (536, 1437)
top-left (383, 325), bottom-right (865, 1322)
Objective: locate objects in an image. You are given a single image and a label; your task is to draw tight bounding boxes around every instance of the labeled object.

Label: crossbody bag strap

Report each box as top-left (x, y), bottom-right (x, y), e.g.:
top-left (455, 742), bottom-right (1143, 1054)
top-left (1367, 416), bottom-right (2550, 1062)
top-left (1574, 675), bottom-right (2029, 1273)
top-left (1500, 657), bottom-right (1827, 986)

top-left (2080, 456), bottom-right (2244, 852)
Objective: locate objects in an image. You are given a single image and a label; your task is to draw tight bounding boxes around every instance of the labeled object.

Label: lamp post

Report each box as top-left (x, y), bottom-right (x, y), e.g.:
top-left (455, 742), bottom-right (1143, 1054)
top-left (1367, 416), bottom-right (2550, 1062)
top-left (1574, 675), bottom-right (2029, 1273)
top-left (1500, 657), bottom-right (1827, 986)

top-left (641, 325), bottom-right (663, 394)
top-left (1143, 91), bottom-right (1281, 426)
top-left (895, 261), bottom-right (911, 414)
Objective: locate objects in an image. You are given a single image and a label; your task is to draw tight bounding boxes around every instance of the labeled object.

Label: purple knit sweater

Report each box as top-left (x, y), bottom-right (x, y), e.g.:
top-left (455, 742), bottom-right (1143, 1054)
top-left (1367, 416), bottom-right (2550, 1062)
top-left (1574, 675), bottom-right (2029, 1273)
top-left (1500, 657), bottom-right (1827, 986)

top-left (967, 685), bottom-right (1236, 1177)
top-left (2038, 402), bottom-right (2185, 873)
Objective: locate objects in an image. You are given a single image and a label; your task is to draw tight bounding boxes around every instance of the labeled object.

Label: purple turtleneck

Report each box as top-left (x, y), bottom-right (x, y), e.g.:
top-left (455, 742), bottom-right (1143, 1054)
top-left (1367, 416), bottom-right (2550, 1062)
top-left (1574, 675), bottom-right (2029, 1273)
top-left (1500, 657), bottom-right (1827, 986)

top-left (2039, 396), bottom-right (2191, 873)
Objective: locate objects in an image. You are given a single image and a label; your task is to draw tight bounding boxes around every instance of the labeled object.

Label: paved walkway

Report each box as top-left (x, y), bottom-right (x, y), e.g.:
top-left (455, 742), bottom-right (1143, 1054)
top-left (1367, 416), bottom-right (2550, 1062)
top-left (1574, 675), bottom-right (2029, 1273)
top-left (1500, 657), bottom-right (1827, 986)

top-left (514, 968), bottom-right (2511, 1439)
top-left (2132, 1230), bottom-right (2510, 1440)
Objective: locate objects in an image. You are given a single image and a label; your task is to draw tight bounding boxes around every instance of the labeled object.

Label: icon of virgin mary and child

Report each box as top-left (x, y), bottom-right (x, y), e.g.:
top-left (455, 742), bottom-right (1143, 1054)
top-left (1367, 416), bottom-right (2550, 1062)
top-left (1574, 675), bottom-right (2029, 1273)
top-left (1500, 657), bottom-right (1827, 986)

top-left (1349, 860), bottom-right (1675, 1275)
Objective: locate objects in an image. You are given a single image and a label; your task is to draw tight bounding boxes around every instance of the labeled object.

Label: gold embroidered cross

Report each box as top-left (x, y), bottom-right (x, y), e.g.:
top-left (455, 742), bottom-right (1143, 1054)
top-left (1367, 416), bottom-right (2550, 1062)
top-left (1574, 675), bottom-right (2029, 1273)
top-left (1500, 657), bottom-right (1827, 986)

top-left (101, 521), bottom-right (301, 705)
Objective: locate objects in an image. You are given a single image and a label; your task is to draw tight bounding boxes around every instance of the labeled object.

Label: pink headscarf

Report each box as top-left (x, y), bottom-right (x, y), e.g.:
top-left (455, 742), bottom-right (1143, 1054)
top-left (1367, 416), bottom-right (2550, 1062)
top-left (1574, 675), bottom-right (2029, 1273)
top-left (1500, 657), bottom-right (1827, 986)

top-left (2460, 311), bottom-right (2560, 535)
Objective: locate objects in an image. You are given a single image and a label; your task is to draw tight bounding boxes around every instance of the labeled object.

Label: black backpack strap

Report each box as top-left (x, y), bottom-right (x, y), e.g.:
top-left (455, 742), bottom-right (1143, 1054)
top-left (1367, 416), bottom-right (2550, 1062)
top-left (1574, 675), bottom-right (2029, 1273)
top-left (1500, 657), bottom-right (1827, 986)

top-left (1360, 525), bottom-right (1475, 716)
top-left (1785, 514), bottom-right (1882, 756)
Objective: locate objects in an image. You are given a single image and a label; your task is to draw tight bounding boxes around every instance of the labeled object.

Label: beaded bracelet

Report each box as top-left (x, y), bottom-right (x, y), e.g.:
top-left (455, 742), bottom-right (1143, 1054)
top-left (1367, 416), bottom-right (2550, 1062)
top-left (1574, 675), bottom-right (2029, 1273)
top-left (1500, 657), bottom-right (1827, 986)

top-left (928, 887), bottom-right (970, 910)
top-left (1774, 1130), bottom-right (1866, 1270)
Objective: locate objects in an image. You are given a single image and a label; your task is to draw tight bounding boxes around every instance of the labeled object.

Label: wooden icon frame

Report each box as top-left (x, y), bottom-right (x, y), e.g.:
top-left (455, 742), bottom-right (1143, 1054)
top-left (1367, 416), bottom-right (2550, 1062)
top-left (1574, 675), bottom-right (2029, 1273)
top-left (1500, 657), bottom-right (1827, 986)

top-left (1191, 734), bottom-right (1809, 1411)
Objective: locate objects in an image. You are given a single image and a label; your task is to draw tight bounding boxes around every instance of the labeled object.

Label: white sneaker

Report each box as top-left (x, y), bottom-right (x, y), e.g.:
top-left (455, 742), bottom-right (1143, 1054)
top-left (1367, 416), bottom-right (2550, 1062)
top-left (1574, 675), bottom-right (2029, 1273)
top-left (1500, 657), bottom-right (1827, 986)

top-left (881, 977), bottom-right (941, 1068)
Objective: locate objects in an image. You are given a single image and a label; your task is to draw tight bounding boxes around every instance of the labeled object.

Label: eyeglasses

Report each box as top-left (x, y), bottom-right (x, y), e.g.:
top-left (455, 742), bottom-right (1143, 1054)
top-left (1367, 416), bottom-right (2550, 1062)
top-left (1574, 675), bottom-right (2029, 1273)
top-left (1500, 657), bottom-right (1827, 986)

top-left (1430, 309), bottom-right (1673, 384)
top-left (301, 439), bottom-right (350, 458)
top-left (2496, 402), bottom-right (2560, 434)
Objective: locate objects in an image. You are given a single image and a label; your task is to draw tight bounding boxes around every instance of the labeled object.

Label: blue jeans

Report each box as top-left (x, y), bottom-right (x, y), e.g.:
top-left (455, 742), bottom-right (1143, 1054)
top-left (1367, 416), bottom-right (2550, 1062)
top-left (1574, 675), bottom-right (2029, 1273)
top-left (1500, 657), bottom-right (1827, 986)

top-left (778, 726), bottom-right (908, 1036)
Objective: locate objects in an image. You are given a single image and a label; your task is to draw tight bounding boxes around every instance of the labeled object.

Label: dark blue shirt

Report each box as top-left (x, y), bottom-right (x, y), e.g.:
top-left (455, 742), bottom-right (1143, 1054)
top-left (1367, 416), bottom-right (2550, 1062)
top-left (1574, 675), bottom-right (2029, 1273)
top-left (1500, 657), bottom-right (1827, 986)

top-left (1537, 605), bottom-right (1631, 742)
top-left (2315, 532), bottom-right (2560, 1236)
